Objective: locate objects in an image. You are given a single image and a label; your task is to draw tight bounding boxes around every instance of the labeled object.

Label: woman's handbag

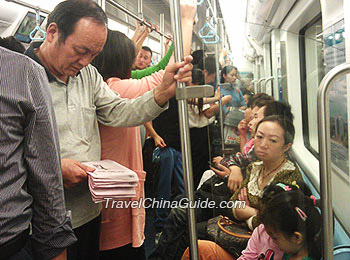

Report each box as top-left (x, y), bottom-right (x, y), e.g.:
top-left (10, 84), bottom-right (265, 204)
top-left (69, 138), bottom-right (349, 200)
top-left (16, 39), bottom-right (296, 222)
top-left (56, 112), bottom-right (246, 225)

top-left (206, 215), bottom-right (252, 259)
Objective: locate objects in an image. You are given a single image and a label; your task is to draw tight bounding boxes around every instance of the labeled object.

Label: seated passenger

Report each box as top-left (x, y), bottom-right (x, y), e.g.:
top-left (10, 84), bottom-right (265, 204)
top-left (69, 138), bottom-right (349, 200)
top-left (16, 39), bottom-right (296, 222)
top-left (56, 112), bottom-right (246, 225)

top-left (211, 100), bottom-right (293, 192)
top-left (181, 181), bottom-right (320, 260)
top-left (259, 183), bottom-right (322, 260)
top-left (210, 96), bottom-right (274, 192)
top-left (148, 115), bottom-right (303, 260)
top-left (90, 1), bottom-right (197, 259)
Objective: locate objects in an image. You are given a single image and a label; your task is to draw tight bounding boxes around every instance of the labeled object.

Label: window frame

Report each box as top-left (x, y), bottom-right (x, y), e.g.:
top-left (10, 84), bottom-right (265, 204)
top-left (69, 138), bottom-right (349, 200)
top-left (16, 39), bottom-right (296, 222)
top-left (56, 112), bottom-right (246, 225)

top-left (299, 14), bottom-right (322, 159)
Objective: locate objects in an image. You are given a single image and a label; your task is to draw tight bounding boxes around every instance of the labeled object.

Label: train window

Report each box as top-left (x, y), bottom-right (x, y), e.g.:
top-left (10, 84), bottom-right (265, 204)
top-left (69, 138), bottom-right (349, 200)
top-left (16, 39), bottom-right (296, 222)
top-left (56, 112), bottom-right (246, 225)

top-left (300, 17), bottom-right (349, 175)
top-left (13, 11), bottom-right (45, 43)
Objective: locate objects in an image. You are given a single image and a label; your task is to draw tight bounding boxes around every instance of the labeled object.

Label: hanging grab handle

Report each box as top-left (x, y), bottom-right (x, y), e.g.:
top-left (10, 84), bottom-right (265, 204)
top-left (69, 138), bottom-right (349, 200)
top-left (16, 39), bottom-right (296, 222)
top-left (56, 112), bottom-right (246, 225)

top-left (198, 22), bottom-right (216, 39)
top-left (29, 9), bottom-right (46, 41)
top-left (203, 34), bottom-right (220, 44)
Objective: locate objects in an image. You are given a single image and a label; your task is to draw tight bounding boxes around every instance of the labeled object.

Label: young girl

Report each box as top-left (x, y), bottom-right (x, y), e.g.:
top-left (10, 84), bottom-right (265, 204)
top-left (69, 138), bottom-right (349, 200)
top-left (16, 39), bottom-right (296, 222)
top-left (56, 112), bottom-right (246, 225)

top-left (260, 183), bottom-right (322, 260)
top-left (181, 182), bottom-right (321, 260)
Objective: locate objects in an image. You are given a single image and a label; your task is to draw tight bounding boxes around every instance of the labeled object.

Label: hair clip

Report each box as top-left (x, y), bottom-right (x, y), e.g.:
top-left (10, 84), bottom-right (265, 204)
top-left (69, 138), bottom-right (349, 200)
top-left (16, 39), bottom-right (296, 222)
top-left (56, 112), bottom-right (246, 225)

top-left (295, 207), bottom-right (308, 221)
top-left (258, 253), bottom-right (265, 259)
top-left (292, 181), bottom-right (300, 189)
top-left (310, 195), bottom-right (317, 206)
top-left (276, 183), bottom-right (292, 191)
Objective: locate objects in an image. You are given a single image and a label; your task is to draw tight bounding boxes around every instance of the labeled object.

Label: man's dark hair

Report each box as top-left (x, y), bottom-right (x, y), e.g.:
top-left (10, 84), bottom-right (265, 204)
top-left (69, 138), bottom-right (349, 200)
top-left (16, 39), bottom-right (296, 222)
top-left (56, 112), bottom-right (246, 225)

top-left (141, 46), bottom-right (152, 57)
top-left (92, 29), bottom-right (135, 80)
top-left (192, 49), bottom-right (204, 67)
top-left (264, 100), bottom-right (294, 122)
top-left (251, 93), bottom-right (273, 108)
top-left (0, 36), bottom-right (25, 54)
top-left (47, 0), bottom-right (108, 43)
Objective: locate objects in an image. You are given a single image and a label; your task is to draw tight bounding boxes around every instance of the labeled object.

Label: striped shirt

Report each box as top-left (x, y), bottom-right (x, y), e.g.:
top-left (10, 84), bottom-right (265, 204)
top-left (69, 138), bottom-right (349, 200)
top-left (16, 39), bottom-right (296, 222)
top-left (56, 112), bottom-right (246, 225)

top-left (0, 47), bottom-right (76, 259)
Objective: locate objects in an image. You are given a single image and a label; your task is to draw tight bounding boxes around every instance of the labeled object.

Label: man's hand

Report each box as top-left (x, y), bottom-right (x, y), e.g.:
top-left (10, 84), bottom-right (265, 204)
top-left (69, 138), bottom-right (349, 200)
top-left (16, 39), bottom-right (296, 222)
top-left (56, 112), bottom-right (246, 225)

top-left (61, 158), bottom-right (95, 189)
top-left (153, 55), bottom-right (193, 106)
top-left (227, 166), bottom-right (243, 192)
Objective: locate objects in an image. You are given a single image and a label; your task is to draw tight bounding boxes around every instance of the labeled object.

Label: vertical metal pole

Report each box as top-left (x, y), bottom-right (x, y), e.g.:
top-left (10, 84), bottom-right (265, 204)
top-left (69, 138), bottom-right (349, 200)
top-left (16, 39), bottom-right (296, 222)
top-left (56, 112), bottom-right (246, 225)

top-left (169, 1), bottom-right (198, 260)
top-left (214, 6), bottom-right (224, 153)
top-left (160, 13), bottom-right (165, 56)
top-left (317, 63), bottom-right (350, 260)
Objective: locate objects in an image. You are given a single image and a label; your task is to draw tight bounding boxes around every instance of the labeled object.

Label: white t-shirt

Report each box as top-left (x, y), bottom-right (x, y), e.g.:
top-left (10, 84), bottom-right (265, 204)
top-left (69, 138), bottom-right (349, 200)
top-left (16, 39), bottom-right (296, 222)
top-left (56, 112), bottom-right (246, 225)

top-left (188, 103), bottom-right (215, 128)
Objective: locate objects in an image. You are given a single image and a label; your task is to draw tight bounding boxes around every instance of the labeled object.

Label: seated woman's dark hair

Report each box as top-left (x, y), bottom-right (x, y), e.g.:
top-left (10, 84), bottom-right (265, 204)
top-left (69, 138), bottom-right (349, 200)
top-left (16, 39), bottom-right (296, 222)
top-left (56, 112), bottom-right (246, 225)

top-left (92, 29), bottom-right (135, 80)
top-left (255, 115), bottom-right (295, 144)
top-left (191, 66), bottom-right (205, 85)
top-left (259, 182), bottom-right (322, 260)
top-left (190, 66), bottom-right (205, 114)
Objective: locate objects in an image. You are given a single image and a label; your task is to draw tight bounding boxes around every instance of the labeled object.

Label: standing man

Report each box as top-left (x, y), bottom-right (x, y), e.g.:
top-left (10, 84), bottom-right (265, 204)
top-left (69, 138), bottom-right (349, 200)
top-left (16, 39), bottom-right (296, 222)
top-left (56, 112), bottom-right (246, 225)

top-left (0, 47), bottom-right (76, 259)
top-left (134, 46), bottom-right (153, 69)
top-left (25, 0), bottom-right (192, 259)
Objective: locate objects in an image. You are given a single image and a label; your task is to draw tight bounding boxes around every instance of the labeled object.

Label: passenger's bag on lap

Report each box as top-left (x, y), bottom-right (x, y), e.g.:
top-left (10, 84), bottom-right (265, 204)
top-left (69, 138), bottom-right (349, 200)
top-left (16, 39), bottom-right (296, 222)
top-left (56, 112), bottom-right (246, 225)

top-left (206, 215), bottom-right (252, 259)
top-left (223, 110), bottom-right (244, 146)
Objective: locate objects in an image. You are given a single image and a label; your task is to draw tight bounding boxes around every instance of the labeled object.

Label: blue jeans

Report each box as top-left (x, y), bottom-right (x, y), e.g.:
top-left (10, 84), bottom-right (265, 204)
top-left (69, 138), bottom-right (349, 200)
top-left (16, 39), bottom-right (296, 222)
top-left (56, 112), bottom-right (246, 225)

top-left (154, 147), bottom-right (184, 231)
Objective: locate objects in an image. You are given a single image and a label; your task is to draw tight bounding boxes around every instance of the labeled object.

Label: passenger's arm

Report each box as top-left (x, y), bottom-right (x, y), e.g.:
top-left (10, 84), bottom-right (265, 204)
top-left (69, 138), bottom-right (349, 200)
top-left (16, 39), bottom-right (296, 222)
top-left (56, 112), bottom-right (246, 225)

top-left (131, 22), bottom-right (151, 55)
top-left (131, 0), bottom-right (195, 79)
top-left (144, 121), bottom-right (166, 148)
top-left (25, 63), bottom-right (76, 259)
top-left (180, 0), bottom-right (197, 56)
top-left (227, 165), bottom-right (244, 192)
top-left (202, 95), bottom-right (232, 118)
top-left (220, 147), bottom-right (256, 170)
top-left (237, 226), bottom-right (262, 260)
top-left (234, 187), bottom-right (258, 221)
top-left (238, 119), bottom-right (248, 153)
top-left (131, 44), bottom-right (174, 79)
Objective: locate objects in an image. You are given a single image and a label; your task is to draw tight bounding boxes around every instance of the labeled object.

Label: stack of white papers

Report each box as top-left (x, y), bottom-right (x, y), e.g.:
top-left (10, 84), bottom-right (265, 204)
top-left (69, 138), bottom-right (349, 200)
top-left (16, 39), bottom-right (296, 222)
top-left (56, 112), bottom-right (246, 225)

top-left (83, 160), bottom-right (139, 203)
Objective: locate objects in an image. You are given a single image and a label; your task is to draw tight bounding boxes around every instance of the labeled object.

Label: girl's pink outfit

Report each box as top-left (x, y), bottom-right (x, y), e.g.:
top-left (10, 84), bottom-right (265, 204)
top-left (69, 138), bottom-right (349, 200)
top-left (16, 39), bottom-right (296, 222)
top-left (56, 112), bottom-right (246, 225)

top-left (181, 224), bottom-right (283, 260)
top-left (99, 71), bottom-right (164, 250)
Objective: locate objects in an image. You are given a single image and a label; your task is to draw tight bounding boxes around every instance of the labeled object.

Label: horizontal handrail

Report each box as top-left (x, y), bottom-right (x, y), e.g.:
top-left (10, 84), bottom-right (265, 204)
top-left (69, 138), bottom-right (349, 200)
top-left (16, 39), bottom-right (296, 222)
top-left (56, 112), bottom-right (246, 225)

top-left (5, 0), bottom-right (50, 14)
top-left (106, 0), bottom-right (172, 40)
